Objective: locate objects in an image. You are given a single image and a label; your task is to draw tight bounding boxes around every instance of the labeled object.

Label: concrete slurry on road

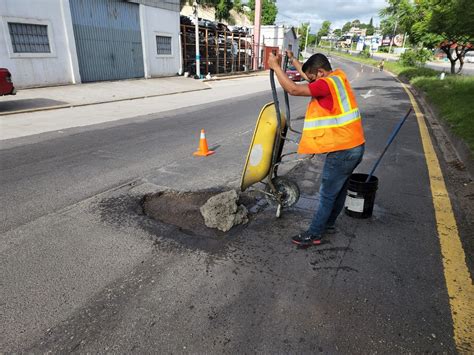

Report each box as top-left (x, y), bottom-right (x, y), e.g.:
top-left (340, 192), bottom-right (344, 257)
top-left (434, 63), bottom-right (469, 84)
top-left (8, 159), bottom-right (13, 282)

top-left (1, 57), bottom-right (472, 352)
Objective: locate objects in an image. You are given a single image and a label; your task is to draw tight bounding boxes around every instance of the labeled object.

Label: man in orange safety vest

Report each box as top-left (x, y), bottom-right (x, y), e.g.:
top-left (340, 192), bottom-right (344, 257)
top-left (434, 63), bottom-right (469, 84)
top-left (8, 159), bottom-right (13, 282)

top-left (268, 51), bottom-right (365, 247)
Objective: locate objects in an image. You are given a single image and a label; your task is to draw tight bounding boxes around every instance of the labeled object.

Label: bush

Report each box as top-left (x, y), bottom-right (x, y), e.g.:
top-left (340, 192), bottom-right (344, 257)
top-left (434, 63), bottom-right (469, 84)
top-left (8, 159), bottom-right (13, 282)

top-left (400, 50), bottom-right (418, 66)
top-left (378, 46), bottom-right (390, 53)
top-left (360, 47), bottom-right (371, 58)
top-left (417, 48), bottom-right (433, 63)
top-left (400, 49), bottom-right (433, 67)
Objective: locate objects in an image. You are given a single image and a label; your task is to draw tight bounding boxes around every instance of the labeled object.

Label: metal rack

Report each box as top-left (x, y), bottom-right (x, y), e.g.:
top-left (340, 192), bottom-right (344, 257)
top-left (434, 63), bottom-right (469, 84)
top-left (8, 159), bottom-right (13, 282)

top-left (180, 24), bottom-right (255, 76)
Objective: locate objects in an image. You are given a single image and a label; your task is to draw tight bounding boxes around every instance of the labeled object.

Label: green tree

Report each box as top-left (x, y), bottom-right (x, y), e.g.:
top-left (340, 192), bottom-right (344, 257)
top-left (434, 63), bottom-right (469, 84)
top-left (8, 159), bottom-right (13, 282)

top-left (215, 0), bottom-right (233, 20)
top-left (366, 17), bottom-right (375, 35)
top-left (316, 20), bottom-right (331, 44)
top-left (380, 17), bottom-right (399, 37)
top-left (247, 0), bottom-right (278, 25)
top-left (298, 23), bottom-right (310, 52)
top-left (379, 0), bottom-right (416, 37)
top-left (180, 0), bottom-right (232, 20)
top-left (426, 0), bottom-right (474, 73)
top-left (351, 19), bottom-right (361, 27)
top-left (380, 0), bottom-right (474, 73)
top-left (333, 28), bottom-right (342, 38)
top-left (342, 21), bottom-right (352, 33)
top-left (297, 23), bottom-right (317, 51)
top-left (233, 0), bottom-right (244, 13)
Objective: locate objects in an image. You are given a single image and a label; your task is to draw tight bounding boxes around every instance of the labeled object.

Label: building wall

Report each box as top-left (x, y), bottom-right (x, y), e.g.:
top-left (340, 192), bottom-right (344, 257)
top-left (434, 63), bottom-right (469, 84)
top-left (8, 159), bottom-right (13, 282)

top-left (260, 26), bottom-right (283, 48)
top-left (258, 26), bottom-right (298, 51)
top-left (140, 5), bottom-right (180, 77)
top-left (0, 0), bottom-right (80, 88)
top-left (283, 29), bottom-right (299, 56)
top-left (0, 0), bottom-right (181, 86)
top-left (253, 25), bottom-right (299, 62)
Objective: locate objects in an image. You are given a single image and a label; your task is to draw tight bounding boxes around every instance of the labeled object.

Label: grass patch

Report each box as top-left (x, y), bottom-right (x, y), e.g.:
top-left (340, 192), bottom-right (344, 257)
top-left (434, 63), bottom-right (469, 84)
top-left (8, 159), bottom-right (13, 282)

top-left (412, 76), bottom-right (474, 151)
top-left (321, 48), bottom-right (379, 66)
top-left (318, 47), bottom-right (473, 153)
top-left (398, 67), bottom-right (439, 80)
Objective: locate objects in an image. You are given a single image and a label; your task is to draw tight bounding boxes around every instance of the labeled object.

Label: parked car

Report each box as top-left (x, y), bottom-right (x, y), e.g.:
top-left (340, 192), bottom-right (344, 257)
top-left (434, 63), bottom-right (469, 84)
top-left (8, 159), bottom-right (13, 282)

top-left (0, 68), bottom-right (16, 96)
top-left (180, 15), bottom-right (192, 26)
top-left (227, 25), bottom-right (249, 35)
top-left (286, 65), bottom-right (302, 81)
top-left (465, 51), bottom-right (474, 63)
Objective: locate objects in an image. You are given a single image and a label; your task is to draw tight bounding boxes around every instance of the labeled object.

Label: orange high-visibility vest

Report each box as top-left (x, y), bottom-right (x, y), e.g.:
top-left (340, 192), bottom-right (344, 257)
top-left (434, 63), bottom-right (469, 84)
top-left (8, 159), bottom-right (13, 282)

top-left (298, 69), bottom-right (365, 154)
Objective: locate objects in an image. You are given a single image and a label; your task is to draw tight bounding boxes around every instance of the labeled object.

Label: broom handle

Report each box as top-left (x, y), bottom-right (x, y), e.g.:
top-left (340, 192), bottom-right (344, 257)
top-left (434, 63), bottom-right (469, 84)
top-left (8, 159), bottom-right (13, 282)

top-left (366, 108), bottom-right (413, 183)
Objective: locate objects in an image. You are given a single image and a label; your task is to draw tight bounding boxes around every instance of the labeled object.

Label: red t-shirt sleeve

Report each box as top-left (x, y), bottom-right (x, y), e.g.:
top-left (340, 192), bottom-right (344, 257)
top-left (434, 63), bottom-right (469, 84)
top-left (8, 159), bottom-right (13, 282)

top-left (308, 79), bottom-right (330, 97)
top-left (308, 79), bottom-right (333, 111)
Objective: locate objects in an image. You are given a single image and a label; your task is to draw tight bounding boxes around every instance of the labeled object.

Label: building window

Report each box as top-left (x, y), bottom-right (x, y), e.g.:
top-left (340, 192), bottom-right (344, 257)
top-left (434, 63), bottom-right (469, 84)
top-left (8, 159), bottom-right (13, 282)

top-left (8, 22), bottom-right (51, 53)
top-left (156, 35), bottom-right (172, 55)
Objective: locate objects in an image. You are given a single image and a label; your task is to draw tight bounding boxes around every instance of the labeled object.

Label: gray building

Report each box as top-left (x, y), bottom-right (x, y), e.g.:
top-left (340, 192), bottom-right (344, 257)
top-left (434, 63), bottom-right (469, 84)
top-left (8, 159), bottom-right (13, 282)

top-left (0, 0), bottom-right (181, 87)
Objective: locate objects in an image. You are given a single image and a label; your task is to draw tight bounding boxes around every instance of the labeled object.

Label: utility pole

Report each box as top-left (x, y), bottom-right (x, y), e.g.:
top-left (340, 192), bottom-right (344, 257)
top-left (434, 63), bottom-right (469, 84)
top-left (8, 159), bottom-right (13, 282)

top-left (304, 24), bottom-right (310, 55)
top-left (253, 0), bottom-right (261, 70)
top-left (193, 1), bottom-right (200, 79)
top-left (388, 19), bottom-right (398, 54)
top-left (402, 32), bottom-right (407, 48)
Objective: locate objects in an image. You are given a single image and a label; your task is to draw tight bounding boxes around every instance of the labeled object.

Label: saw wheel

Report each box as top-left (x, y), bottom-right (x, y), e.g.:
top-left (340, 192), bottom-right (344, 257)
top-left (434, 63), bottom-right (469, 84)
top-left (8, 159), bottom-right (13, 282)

top-left (265, 176), bottom-right (300, 209)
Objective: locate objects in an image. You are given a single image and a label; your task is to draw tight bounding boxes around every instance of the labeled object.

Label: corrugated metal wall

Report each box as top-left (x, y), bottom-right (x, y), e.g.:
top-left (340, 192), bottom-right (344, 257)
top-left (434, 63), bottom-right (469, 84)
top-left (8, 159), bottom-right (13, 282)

top-left (70, 0), bottom-right (144, 82)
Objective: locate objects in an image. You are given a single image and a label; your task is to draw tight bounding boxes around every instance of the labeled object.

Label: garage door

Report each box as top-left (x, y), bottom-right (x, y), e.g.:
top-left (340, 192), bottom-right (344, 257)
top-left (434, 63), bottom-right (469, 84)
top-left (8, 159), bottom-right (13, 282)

top-left (70, 0), bottom-right (144, 82)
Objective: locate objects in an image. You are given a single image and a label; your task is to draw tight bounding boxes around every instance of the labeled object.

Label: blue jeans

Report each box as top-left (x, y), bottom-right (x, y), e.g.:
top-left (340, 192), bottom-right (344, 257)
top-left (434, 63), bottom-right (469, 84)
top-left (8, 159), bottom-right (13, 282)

top-left (307, 144), bottom-right (364, 235)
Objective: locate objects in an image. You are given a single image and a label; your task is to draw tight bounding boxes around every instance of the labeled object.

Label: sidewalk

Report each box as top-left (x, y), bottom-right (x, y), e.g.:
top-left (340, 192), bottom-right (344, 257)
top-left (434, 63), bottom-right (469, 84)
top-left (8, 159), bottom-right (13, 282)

top-left (0, 73), bottom-right (273, 141)
top-left (0, 72), bottom-right (266, 116)
top-left (0, 76), bottom-right (211, 115)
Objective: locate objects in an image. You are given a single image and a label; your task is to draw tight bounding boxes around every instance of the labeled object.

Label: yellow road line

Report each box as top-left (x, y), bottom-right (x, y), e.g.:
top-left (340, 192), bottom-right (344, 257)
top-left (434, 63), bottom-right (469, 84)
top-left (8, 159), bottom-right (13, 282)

top-left (400, 82), bottom-right (474, 352)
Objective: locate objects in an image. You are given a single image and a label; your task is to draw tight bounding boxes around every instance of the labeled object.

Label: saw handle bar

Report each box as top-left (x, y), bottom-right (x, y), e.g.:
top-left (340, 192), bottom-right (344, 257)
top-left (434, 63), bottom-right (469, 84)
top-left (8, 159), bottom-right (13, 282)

top-left (269, 55), bottom-right (301, 135)
top-left (269, 55), bottom-right (303, 166)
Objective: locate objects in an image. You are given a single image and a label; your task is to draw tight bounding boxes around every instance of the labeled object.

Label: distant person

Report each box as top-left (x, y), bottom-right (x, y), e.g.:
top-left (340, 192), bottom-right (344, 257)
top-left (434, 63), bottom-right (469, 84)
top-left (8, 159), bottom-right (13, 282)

top-left (268, 51), bottom-right (365, 247)
top-left (379, 59), bottom-right (385, 71)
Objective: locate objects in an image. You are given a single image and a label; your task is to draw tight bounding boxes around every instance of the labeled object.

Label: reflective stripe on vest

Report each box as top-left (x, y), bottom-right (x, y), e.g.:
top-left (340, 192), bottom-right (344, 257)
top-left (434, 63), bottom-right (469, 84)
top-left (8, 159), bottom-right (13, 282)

top-left (326, 76), bottom-right (351, 112)
top-left (303, 108), bottom-right (361, 130)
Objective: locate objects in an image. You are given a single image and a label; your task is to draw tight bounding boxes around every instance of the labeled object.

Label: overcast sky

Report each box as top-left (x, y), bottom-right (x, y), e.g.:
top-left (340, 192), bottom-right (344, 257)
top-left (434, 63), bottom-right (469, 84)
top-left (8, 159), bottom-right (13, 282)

top-left (274, 0), bottom-right (388, 33)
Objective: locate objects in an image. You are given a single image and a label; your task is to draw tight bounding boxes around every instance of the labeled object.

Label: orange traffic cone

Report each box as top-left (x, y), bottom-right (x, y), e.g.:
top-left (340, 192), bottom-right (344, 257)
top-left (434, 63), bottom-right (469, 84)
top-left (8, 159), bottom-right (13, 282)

top-left (193, 129), bottom-right (215, 156)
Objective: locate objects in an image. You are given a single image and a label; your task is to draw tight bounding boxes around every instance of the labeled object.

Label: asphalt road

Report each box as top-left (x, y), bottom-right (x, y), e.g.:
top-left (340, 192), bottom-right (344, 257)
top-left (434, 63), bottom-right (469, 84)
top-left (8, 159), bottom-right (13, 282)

top-left (1, 58), bottom-right (471, 352)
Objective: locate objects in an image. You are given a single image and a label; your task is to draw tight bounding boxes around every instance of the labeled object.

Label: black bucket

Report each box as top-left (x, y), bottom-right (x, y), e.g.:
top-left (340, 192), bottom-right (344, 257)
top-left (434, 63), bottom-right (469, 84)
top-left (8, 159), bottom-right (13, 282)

top-left (344, 173), bottom-right (379, 218)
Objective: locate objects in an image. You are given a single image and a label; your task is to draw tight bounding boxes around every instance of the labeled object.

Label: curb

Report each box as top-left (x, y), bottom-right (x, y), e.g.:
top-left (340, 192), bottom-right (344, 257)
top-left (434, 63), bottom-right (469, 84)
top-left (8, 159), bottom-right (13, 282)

top-left (0, 86), bottom-right (212, 116)
top-left (202, 71), bottom-right (263, 82)
top-left (411, 86), bottom-right (473, 179)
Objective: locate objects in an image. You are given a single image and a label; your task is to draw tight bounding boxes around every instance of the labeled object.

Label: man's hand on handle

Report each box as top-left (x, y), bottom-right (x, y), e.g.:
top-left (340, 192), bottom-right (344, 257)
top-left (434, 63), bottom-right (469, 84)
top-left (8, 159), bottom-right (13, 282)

top-left (266, 51), bottom-right (311, 97)
top-left (268, 52), bottom-right (282, 71)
